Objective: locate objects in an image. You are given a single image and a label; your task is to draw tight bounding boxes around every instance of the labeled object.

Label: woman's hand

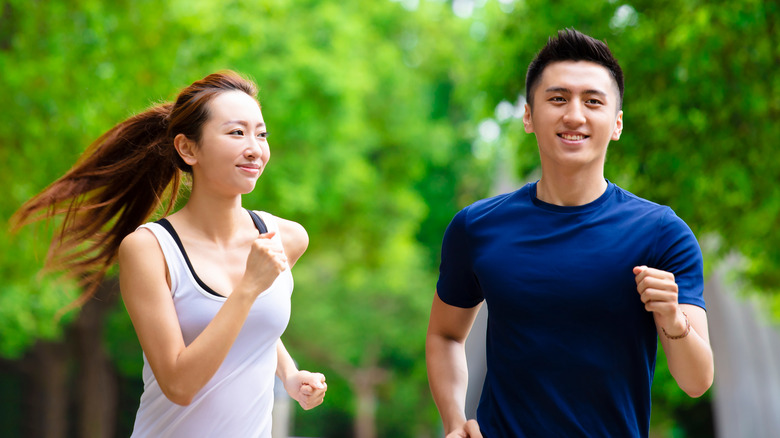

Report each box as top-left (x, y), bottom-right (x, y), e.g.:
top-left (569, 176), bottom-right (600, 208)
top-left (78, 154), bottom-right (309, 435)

top-left (283, 370), bottom-right (327, 410)
top-left (238, 231), bottom-right (288, 298)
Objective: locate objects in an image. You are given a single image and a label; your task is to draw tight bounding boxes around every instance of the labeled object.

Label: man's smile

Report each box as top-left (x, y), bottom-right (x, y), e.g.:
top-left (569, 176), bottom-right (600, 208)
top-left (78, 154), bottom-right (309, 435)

top-left (558, 132), bottom-right (589, 141)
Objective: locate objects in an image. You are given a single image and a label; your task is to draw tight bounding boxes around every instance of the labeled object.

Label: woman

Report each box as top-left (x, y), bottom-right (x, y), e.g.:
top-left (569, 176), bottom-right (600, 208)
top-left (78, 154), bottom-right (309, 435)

top-left (13, 71), bottom-right (327, 437)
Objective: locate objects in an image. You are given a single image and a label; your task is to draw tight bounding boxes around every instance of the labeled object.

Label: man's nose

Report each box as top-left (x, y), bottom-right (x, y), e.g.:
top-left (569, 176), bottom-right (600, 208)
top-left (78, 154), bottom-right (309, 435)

top-left (563, 102), bottom-right (586, 126)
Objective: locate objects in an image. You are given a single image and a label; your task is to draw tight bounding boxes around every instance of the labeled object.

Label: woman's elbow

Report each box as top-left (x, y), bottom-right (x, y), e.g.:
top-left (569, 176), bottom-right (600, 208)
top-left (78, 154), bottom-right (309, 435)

top-left (161, 383), bottom-right (197, 406)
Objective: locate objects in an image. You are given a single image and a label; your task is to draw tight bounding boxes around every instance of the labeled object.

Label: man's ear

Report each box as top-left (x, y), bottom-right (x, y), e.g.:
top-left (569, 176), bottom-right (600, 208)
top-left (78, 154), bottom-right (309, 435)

top-left (523, 103), bottom-right (534, 134)
top-left (611, 111), bottom-right (624, 141)
top-left (174, 133), bottom-right (198, 166)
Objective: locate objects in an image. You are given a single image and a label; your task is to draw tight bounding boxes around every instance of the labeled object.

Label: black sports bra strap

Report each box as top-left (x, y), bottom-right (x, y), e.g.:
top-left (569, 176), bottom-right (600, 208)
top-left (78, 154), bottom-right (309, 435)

top-left (247, 209), bottom-right (269, 234)
top-left (154, 217), bottom-right (224, 297)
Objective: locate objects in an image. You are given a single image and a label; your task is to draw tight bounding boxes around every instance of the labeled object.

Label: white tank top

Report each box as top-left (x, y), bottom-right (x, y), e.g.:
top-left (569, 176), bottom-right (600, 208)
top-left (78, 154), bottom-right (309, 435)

top-left (130, 211), bottom-right (292, 438)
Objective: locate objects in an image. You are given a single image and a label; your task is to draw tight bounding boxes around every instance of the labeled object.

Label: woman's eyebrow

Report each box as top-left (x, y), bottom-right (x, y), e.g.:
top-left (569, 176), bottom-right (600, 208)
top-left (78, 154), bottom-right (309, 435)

top-left (222, 120), bottom-right (266, 128)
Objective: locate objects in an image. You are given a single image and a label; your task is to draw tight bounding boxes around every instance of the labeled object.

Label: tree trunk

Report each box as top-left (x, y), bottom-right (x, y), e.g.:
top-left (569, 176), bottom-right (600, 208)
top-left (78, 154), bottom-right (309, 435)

top-left (22, 340), bottom-right (70, 438)
top-left (351, 366), bottom-right (388, 438)
top-left (71, 278), bottom-right (120, 438)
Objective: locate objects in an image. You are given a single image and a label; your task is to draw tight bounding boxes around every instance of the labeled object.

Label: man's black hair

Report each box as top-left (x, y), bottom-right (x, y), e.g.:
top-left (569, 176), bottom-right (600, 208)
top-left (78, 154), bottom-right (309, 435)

top-left (525, 28), bottom-right (624, 110)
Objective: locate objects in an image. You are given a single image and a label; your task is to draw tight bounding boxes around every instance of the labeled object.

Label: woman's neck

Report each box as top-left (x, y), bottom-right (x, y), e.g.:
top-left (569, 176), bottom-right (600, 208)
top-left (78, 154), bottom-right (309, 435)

top-left (174, 189), bottom-right (249, 244)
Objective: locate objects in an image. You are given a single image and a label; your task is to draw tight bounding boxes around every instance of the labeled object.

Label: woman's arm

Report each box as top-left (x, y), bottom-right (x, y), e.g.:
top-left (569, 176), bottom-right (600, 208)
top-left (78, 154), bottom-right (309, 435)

top-left (275, 340), bottom-right (327, 410)
top-left (119, 228), bottom-right (288, 405)
top-left (266, 214), bottom-right (327, 409)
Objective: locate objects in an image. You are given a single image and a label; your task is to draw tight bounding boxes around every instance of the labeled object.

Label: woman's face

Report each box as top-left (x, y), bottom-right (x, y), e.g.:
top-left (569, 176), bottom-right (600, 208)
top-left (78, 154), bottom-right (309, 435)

top-left (189, 90), bottom-right (269, 196)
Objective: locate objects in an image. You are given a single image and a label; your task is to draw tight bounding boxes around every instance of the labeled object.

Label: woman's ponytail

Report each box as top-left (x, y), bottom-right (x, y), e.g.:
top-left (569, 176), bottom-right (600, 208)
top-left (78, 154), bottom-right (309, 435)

top-left (11, 102), bottom-right (183, 302)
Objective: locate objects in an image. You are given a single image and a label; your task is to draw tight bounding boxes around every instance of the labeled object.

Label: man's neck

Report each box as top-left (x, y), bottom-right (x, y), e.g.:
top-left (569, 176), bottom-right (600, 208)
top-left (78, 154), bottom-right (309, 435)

top-left (535, 174), bottom-right (608, 207)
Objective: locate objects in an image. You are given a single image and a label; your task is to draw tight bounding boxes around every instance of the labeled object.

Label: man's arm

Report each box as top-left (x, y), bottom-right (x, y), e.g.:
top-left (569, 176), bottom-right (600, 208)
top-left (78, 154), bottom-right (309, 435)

top-left (426, 292), bottom-right (483, 437)
top-left (657, 304), bottom-right (713, 396)
top-left (634, 266), bottom-right (714, 397)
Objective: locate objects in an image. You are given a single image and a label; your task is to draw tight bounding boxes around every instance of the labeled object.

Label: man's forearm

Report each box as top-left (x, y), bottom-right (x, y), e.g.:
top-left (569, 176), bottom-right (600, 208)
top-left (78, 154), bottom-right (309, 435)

top-left (426, 333), bottom-right (471, 433)
top-left (660, 306), bottom-right (714, 397)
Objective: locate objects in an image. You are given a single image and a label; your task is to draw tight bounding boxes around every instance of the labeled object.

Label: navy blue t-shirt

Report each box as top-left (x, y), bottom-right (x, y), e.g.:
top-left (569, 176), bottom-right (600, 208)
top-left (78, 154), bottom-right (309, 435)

top-left (436, 181), bottom-right (704, 438)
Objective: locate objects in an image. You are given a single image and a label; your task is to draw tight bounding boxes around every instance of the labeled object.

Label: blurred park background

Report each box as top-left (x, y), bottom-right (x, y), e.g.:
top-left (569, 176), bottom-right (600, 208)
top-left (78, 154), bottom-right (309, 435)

top-left (1, 0), bottom-right (779, 436)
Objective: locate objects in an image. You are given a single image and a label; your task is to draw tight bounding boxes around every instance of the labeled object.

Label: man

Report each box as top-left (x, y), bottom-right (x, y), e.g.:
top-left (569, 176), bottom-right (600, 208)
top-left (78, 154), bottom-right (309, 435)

top-left (426, 29), bottom-right (714, 437)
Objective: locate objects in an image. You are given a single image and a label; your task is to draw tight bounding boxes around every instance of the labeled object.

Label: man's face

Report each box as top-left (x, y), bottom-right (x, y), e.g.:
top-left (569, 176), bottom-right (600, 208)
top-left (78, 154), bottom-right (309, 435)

top-left (523, 61), bottom-right (623, 173)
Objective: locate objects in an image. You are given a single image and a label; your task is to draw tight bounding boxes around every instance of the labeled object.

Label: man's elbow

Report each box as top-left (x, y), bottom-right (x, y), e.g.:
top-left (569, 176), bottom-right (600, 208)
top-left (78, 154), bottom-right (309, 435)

top-left (679, 369), bottom-right (714, 398)
top-left (682, 384), bottom-right (711, 399)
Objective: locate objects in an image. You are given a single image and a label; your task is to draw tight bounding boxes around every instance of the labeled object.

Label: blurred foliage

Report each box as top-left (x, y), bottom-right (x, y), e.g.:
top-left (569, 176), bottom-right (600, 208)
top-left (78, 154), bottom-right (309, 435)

top-left (0, 0), bottom-right (472, 435)
top-left (462, 0), bottom-right (780, 293)
top-left (1, 0), bottom-right (777, 437)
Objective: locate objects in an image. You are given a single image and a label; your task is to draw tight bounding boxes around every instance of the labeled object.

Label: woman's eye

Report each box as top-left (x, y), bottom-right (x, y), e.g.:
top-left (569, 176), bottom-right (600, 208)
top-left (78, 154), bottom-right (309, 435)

top-left (230, 129), bottom-right (244, 136)
top-left (258, 132), bottom-right (269, 139)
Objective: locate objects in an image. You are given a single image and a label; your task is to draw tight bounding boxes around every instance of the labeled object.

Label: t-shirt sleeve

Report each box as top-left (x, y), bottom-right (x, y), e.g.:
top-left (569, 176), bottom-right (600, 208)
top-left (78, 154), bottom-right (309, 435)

top-left (653, 208), bottom-right (706, 310)
top-left (436, 207), bottom-right (484, 308)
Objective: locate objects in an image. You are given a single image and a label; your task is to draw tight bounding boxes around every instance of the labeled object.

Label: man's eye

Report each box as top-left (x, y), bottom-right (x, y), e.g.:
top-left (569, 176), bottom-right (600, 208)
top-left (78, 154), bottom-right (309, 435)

top-left (549, 97), bottom-right (565, 102)
top-left (586, 99), bottom-right (603, 105)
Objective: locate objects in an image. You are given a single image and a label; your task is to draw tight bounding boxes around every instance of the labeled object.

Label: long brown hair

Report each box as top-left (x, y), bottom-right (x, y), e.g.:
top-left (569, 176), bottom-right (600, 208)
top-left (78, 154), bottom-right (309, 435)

top-left (11, 70), bottom-right (259, 307)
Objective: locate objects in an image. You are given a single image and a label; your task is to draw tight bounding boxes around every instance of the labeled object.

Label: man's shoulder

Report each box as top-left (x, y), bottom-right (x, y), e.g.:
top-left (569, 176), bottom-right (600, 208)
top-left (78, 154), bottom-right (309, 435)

top-left (609, 184), bottom-right (697, 235)
top-left (459, 184), bottom-right (532, 222)
top-left (611, 183), bottom-right (672, 214)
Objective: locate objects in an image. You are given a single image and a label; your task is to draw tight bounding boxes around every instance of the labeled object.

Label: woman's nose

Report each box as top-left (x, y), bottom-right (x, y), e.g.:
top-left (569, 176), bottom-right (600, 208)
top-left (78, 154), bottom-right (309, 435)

top-left (245, 137), bottom-right (267, 161)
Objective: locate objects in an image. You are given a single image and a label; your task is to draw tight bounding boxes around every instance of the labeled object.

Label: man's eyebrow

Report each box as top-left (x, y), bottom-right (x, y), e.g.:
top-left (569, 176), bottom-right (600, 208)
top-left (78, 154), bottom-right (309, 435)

top-left (545, 86), bottom-right (571, 94)
top-left (544, 86), bottom-right (608, 97)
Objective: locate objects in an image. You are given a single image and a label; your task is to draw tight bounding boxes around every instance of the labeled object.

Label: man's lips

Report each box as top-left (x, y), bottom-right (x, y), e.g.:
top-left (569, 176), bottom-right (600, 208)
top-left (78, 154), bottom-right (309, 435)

top-left (558, 133), bottom-right (588, 141)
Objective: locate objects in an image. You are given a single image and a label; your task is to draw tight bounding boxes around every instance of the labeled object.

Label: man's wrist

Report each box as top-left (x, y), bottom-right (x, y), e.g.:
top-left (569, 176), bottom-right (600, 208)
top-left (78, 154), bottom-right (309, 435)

top-left (443, 412), bottom-right (468, 434)
top-left (661, 311), bottom-right (690, 339)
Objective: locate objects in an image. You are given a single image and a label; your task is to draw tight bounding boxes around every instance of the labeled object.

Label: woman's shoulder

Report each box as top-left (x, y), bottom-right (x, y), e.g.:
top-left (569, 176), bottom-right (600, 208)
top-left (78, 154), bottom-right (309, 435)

top-left (254, 211), bottom-right (306, 235)
top-left (118, 224), bottom-right (170, 289)
top-left (255, 211), bottom-right (309, 265)
top-left (119, 225), bottom-right (163, 260)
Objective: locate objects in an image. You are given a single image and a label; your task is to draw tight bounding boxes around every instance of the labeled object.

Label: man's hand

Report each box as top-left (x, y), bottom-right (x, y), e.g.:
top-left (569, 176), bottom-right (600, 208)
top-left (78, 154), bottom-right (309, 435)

top-left (446, 419), bottom-right (482, 438)
top-left (633, 265), bottom-right (687, 336)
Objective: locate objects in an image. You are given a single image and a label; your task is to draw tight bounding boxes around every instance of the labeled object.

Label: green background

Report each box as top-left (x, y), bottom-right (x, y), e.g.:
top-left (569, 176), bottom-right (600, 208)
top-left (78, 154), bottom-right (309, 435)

top-left (1, 0), bottom-right (777, 436)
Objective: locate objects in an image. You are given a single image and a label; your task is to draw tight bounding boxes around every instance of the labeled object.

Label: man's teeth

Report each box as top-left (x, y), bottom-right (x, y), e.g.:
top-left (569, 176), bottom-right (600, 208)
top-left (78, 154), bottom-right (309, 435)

top-left (561, 134), bottom-right (585, 140)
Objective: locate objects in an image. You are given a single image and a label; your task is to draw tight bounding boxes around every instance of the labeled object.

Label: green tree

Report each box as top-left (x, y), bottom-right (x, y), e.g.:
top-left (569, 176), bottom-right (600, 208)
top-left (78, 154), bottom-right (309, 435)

top-left (3, 0), bottom-right (776, 437)
top-left (0, 0), bottom-right (474, 436)
top-left (451, 0), bottom-right (780, 295)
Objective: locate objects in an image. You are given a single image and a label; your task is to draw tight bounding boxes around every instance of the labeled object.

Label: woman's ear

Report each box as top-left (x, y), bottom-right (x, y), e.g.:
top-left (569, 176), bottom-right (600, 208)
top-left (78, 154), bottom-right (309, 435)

top-left (174, 133), bottom-right (198, 166)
